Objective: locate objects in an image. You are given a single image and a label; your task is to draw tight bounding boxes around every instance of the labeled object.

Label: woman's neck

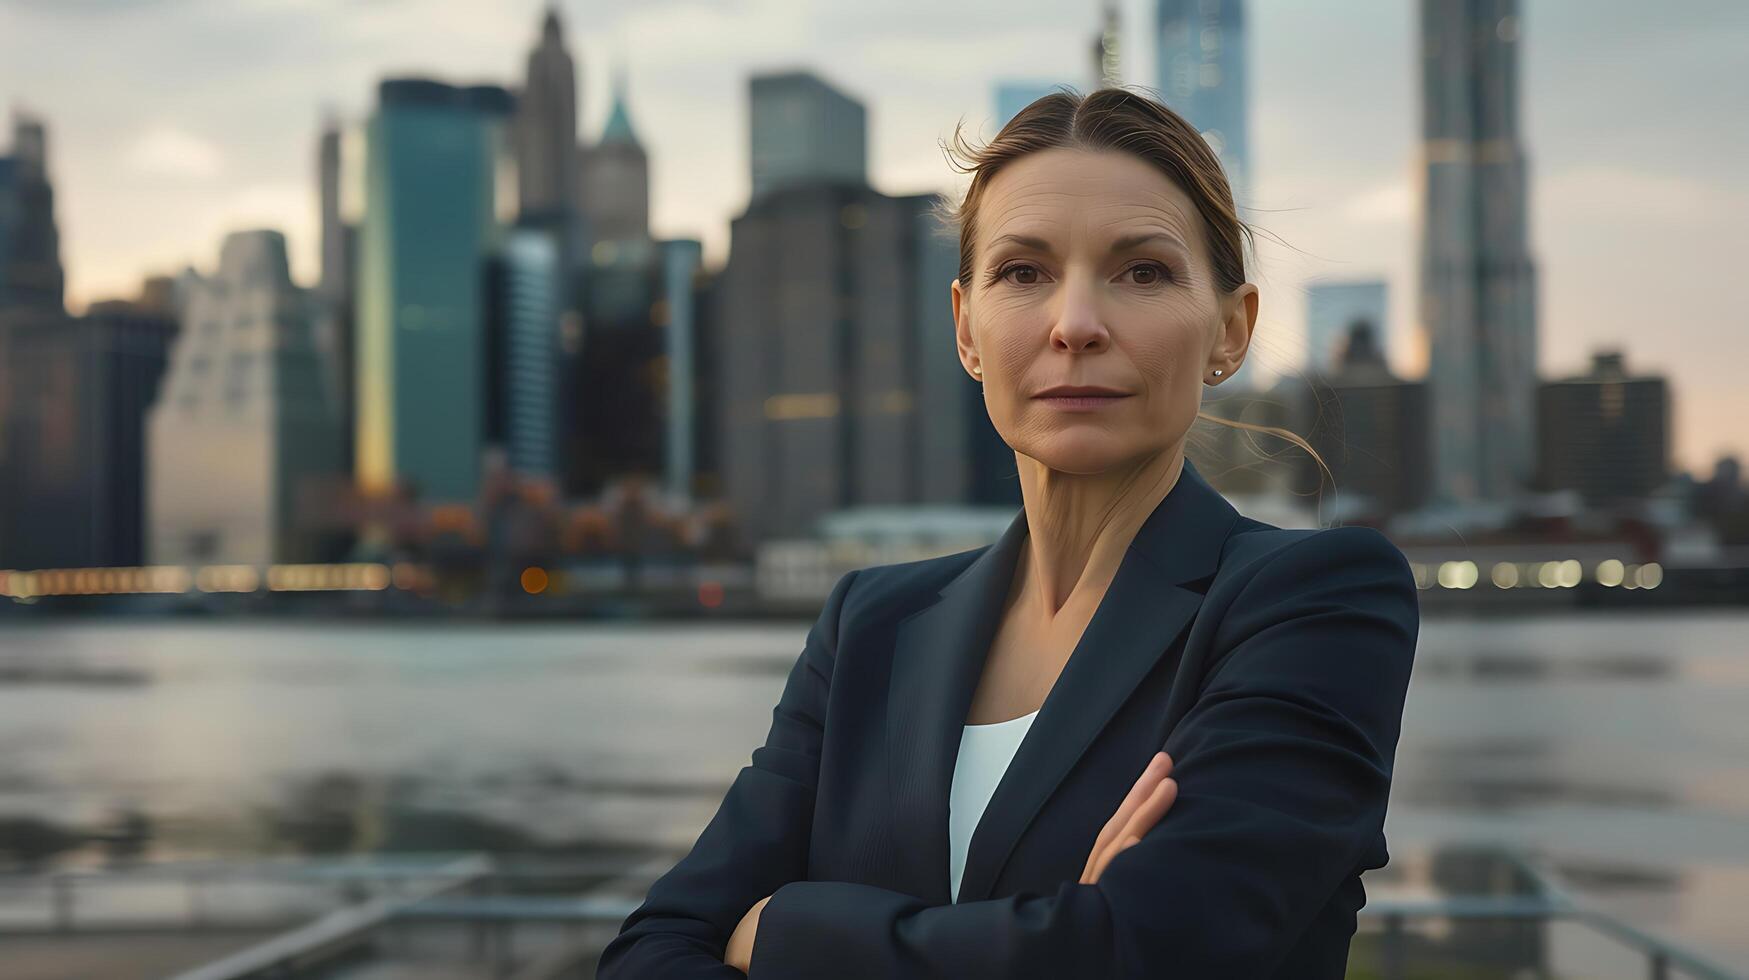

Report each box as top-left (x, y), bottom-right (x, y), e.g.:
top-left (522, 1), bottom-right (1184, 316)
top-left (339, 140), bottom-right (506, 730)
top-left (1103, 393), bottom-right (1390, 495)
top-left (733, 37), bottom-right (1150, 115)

top-left (1012, 448), bottom-right (1185, 629)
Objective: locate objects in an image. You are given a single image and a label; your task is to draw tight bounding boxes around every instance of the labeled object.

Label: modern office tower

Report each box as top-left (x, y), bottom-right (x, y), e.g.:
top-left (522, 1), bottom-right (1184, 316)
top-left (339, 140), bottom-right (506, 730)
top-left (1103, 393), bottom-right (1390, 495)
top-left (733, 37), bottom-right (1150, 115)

top-left (1419, 0), bottom-right (1539, 507)
top-left (747, 71), bottom-right (866, 202)
top-left (1305, 279), bottom-right (1389, 375)
top-left (356, 78), bottom-right (514, 504)
top-left (563, 232), bottom-right (665, 498)
top-left (718, 183), bottom-right (1010, 550)
top-left (660, 238), bottom-right (703, 503)
top-left (1154, 0), bottom-right (1251, 205)
top-left (0, 113), bottom-right (65, 312)
top-left (578, 70), bottom-right (651, 251)
top-left (147, 230), bottom-right (341, 565)
top-left (1296, 321), bottom-right (1431, 517)
top-left (1537, 350), bottom-right (1669, 508)
top-left (315, 115), bottom-right (357, 476)
top-left (516, 6), bottom-right (583, 286)
top-left (994, 81), bottom-right (1064, 128)
top-left (485, 227), bottom-right (559, 480)
top-left (0, 301), bottom-right (174, 568)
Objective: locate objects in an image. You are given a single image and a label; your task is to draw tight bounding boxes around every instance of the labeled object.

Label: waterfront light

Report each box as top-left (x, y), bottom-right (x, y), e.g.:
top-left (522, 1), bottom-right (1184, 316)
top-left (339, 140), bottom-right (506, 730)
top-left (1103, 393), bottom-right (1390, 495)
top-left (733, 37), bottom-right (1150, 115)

top-left (1438, 561), bottom-right (1479, 589)
top-left (521, 566), bottom-right (549, 594)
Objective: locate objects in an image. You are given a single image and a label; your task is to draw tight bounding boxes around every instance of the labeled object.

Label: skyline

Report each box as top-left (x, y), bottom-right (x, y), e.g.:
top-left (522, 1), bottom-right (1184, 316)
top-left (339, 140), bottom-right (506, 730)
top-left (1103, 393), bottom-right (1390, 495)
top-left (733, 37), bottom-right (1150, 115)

top-left (2, 0), bottom-right (1745, 473)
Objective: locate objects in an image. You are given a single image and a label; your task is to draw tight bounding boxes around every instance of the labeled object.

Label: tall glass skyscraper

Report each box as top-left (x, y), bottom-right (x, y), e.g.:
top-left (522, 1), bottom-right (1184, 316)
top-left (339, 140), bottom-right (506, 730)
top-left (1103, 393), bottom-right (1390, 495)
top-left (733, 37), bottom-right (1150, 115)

top-left (356, 79), bottom-right (513, 504)
top-left (1419, 0), bottom-right (1538, 506)
top-left (747, 72), bottom-right (866, 202)
top-left (1154, 0), bottom-right (1250, 206)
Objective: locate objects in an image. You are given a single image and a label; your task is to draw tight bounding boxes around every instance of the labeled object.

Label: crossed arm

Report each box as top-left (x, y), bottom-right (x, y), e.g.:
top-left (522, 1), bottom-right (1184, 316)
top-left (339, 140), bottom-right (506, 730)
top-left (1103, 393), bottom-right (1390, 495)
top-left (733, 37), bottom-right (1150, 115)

top-left (596, 527), bottom-right (1420, 979)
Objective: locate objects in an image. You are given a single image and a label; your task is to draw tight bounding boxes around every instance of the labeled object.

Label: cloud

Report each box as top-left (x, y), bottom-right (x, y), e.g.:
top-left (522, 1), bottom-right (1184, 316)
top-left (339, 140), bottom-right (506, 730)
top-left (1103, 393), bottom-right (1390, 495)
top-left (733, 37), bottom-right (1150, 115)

top-left (123, 125), bottom-right (226, 179)
top-left (1342, 178), bottom-right (1413, 224)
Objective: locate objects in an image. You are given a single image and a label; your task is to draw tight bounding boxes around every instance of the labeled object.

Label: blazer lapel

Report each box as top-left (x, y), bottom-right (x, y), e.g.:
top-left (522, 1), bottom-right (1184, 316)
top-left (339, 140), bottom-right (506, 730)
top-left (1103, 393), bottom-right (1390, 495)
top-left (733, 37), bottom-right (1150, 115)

top-left (885, 456), bottom-right (1240, 906)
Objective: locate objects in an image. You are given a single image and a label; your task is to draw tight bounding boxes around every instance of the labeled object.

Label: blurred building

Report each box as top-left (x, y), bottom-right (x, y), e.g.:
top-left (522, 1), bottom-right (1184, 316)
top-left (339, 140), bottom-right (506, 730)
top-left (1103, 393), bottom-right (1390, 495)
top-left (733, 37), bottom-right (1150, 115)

top-left (515, 6), bottom-right (584, 286)
top-left (660, 238), bottom-right (705, 503)
top-left (720, 73), bottom-right (1011, 549)
top-left (994, 81), bottom-right (1063, 128)
top-left (1418, 0), bottom-right (1539, 506)
top-left (747, 71), bottom-right (867, 202)
top-left (147, 230), bottom-right (342, 565)
top-left (579, 72), bottom-right (651, 256)
top-left (485, 227), bottom-right (559, 482)
top-left (1154, 0), bottom-right (1251, 206)
top-left (355, 78), bottom-right (514, 504)
top-left (1299, 321), bottom-right (1431, 519)
top-left (565, 87), bottom-right (666, 499)
top-left (316, 115), bottom-right (357, 480)
top-left (0, 297), bottom-right (175, 568)
top-left (0, 112), bottom-right (65, 313)
top-left (1093, 0), bottom-right (1122, 88)
top-left (1305, 279), bottom-right (1388, 375)
top-left (1537, 350), bottom-right (1669, 508)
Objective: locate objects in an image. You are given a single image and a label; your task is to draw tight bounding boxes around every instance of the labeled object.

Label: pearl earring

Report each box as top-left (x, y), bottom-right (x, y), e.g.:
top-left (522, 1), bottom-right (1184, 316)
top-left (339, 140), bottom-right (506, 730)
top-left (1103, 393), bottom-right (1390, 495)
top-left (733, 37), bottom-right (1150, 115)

top-left (1212, 369), bottom-right (1223, 377)
top-left (973, 366), bottom-right (982, 376)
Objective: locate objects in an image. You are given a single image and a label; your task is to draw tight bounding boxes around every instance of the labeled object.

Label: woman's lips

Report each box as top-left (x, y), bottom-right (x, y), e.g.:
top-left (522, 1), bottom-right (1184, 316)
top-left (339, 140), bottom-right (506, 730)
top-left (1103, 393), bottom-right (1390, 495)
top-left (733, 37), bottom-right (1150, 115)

top-left (1036, 394), bottom-right (1132, 411)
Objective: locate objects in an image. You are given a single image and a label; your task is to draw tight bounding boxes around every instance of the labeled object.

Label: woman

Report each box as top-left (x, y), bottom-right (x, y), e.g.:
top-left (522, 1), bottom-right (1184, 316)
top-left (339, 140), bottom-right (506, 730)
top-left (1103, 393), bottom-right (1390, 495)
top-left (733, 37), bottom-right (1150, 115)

top-left (598, 87), bottom-right (1420, 979)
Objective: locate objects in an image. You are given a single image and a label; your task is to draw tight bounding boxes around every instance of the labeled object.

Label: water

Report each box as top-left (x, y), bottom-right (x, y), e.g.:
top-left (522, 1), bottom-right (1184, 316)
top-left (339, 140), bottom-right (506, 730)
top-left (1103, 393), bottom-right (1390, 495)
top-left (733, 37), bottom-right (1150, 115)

top-left (0, 611), bottom-right (1745, 972)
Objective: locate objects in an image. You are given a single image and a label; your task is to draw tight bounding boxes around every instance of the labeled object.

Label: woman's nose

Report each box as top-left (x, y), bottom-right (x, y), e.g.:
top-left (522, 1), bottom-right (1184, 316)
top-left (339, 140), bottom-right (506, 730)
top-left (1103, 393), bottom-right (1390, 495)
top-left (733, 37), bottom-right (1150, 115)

top-left (1051, 276), bottom-right (1108, 352)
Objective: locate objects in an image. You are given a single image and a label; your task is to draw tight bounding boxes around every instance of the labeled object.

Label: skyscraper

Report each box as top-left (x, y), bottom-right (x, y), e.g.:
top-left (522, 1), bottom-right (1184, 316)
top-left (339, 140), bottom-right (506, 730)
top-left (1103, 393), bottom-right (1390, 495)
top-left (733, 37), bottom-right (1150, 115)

top-left (1419, 0), bottom-right (1538, 506)
top-left (316, 114), bottom-right (357, 478)
top-left (660, 238), bottom-right (704, 503)
top-left (515, 6), bottom-right (583, 284)
top-left (356, 78), bottom-right (514, 504)
top-left (148, 230), bottom-right (341, 565)
top-left (1094, 0), bottom-right (1122, 89)
top-left (1537, 351), bottom-right (1668, 507)
top-left (1305, 279), bottom-right (1388, 376)
top-left (1, 297), bottom-right (175, 568)
top-left (0, 113), bottom-right (65, 312)
top-left (579, 69), bottom-right (651, 252)
top-left (489, 228), bottom-right (559, 480)
top-left (747, 71), bottom-right (866, 202)
top-left (1154, 0), bottom-right (1251, 205)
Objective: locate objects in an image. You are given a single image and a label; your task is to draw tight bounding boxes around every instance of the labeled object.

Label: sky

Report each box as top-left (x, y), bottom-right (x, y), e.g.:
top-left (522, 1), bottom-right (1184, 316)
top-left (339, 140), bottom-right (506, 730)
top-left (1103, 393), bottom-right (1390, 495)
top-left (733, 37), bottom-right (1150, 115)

top-left (2, 0), bottom-right (1745, 475)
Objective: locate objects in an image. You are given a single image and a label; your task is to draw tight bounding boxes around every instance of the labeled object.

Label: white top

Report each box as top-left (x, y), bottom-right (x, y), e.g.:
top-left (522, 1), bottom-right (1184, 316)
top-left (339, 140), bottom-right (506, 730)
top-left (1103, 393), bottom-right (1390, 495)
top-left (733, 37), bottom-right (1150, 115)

top-left (947, 708), bottom-right (1040, 903)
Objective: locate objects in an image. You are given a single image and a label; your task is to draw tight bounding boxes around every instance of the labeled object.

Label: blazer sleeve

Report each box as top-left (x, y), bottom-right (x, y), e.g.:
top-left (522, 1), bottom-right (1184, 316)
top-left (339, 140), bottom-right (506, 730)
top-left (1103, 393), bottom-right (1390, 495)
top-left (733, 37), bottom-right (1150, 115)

top-left (746, 526), bottom-right (1420, 979)
top-left (595, 569), bottom-right (861, 980)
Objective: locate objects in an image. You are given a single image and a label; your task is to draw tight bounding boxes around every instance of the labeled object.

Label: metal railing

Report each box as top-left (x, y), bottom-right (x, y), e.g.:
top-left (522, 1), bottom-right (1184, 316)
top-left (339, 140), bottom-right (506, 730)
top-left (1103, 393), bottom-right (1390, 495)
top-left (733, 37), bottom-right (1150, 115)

top-left (2, 848), bottom-right (1738, 980)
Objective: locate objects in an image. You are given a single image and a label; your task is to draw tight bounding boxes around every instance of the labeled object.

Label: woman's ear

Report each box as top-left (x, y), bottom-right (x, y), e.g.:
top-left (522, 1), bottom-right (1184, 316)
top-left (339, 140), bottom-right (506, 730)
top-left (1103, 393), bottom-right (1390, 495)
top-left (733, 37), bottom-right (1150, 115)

top-left (1211, 282), bottom-right (1259, 376)
top-left (952, 278), bottom-right (980, 381)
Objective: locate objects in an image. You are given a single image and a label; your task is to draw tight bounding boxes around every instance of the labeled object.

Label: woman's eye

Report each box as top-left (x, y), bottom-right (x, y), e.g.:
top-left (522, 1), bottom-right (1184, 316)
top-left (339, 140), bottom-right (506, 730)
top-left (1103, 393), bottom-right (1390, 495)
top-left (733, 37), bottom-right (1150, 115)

top-left (1126, 262), bottom-right (1171, 286)
top-left (999, 263), bottom-right (1041, 285)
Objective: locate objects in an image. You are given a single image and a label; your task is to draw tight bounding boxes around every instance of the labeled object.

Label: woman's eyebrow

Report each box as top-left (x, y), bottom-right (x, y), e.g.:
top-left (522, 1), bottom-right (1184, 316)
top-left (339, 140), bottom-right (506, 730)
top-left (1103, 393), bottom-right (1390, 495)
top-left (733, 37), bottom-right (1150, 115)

top-left (988, 230), bottom-right (1187, 256)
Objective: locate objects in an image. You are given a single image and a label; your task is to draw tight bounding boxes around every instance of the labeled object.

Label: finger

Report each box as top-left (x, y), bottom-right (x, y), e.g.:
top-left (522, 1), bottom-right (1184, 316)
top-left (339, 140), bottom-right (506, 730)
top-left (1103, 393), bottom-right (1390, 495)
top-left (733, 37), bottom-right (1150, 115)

top-left (1117, 777), bottom-right (1178, 846)
top-left (1082, 753), bottom-right (1165, 880)
top-left (1083, 752), bottom-right (1171, 877)
top-left (1092, 780), bottom-right (1176, 883)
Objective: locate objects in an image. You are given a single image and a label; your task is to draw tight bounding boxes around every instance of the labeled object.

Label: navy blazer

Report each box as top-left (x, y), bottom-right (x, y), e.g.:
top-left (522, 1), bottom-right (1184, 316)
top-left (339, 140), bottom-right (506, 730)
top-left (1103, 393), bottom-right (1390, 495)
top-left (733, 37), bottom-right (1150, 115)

top-left (598, 456), bottom-right (1420, 979)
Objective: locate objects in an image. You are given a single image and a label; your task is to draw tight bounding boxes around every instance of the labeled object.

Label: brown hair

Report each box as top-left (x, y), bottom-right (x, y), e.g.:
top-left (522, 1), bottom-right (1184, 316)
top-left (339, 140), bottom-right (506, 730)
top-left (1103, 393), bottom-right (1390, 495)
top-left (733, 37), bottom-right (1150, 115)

top-left (934, 85), bottom-right (1332, 493)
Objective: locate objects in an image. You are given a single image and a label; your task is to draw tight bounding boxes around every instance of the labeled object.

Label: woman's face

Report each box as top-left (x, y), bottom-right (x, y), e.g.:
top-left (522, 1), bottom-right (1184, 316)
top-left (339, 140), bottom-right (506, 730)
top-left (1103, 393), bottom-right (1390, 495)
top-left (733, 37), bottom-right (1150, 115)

top-left (951, 146), bottom-right (1257, 476)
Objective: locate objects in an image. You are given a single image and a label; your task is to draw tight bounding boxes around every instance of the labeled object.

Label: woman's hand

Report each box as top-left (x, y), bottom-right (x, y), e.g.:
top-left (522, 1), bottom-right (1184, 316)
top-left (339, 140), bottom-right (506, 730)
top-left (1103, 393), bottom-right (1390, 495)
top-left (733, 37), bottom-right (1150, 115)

top-left (1080, 750), bottom-right (1177, 885)
top-left (724, 894), bottom-right (771, 973)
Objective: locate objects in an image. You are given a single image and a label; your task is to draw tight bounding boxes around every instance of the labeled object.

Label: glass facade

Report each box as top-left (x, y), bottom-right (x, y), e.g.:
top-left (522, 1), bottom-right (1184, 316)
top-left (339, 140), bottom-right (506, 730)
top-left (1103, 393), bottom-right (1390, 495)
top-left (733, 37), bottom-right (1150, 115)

top-left (356, 80), bottom-right (511, 503)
